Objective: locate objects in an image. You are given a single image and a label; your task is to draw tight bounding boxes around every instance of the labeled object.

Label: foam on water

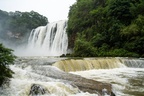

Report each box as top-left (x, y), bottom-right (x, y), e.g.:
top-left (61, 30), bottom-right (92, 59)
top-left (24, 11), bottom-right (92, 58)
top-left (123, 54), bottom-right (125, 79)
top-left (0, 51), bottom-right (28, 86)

top-left (0, 57), bottom-right (100, 96)
top-left (70, 68), bottom-right (144, 96)
top-left (1, 57), bottom-right (144, 96)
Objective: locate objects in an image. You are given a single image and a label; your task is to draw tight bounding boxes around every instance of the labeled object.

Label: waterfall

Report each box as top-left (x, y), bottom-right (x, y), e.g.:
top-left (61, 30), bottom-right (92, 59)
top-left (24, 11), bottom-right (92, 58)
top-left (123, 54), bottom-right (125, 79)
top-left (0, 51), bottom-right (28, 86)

top-left (122, 58), bottom-right (144, 68)
top-left (53, 58), bottom-right (144, 72)
top-left (26, 20), bottom-right (68, 56)
top-left (53, 58), bottom-right (126, 72)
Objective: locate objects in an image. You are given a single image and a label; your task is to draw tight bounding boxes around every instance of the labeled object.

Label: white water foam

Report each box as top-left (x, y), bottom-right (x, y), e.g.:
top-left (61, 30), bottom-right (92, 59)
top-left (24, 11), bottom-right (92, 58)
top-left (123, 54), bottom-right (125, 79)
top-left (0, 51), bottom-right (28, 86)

top-left (0, 57), bottom-right (99, 96)
top-left (15, 20), bottom-right (68, 56)
top-left (70, 68), bottom-right (144, 96)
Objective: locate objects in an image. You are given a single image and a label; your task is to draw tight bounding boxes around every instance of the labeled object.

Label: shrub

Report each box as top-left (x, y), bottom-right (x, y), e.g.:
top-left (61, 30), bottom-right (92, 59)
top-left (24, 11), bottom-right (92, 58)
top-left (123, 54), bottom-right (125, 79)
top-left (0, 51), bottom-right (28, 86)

top-left (0, 44), bottom-right (16, 86)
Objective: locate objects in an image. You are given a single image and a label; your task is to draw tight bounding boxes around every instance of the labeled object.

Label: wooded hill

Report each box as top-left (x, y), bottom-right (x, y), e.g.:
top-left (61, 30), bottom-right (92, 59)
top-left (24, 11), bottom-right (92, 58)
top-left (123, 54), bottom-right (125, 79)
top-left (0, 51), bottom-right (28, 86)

top-left (0, 10), bottom-right (48, 45)
top-left (67, 0), bottom-right (144, 57)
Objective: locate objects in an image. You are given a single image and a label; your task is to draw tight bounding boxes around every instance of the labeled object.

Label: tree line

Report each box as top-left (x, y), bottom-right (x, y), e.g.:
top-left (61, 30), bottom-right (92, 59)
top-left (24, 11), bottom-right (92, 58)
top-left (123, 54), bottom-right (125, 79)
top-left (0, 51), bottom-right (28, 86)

top-left (0, 10), bottom-right (48, 86)
top-left (0, 10), bottom-right (48, 45)
top-left (67, 0), bottom-right (144, 57)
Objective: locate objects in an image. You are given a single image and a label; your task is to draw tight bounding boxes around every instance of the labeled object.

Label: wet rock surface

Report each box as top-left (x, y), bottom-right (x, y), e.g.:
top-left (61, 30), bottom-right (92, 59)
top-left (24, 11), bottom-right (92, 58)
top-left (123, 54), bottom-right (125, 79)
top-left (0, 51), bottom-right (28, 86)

top-left (29, 84), bottom-right (47, 96)
top-left (33, 66), bottom-right (115, 96)
top-left (15, 57), bottom-right (115, 96)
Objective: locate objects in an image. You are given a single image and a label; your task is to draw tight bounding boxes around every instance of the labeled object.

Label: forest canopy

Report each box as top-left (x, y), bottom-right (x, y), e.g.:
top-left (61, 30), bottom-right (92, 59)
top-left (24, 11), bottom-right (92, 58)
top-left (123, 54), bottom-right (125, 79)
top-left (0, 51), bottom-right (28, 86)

top-left (67, 0), bottom-right (144, 57)
top-left (0, 10), bottom-right (48, 45)
top-left (0, 10), bottom-right (48, 86)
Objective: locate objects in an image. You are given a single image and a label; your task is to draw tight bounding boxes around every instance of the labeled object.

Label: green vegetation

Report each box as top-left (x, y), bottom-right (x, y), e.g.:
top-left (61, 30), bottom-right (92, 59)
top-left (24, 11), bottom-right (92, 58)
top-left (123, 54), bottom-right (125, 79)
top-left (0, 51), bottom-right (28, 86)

top-left (0, 10), bottom-right (48, 45)
top-left (67, 0), bottom-right (144, 57)
top-left (0, 44), bottom-right (16, 86)
top-left (0, 10), bottom-right (48, 86)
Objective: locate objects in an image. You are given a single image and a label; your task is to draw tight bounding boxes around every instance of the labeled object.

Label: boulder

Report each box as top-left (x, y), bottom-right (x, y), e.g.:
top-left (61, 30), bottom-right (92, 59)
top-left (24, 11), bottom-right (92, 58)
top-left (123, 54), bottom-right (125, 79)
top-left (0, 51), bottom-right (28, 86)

top-left (29, 84), bottom-right (46, 96)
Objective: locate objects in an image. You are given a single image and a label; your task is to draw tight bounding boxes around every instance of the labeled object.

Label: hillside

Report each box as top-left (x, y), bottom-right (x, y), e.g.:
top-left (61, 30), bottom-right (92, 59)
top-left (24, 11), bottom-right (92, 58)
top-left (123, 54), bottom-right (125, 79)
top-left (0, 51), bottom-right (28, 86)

top-left (67, 0), bottom-right (144, 57)
top-left (0, 10), bottom-right (48, 47)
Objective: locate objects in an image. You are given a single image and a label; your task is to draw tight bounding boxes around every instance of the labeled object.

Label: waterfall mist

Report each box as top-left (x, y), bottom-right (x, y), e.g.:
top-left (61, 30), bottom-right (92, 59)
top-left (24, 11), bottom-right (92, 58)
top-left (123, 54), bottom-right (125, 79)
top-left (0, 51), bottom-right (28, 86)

top-left (14, 20), bottom-right (68, 56)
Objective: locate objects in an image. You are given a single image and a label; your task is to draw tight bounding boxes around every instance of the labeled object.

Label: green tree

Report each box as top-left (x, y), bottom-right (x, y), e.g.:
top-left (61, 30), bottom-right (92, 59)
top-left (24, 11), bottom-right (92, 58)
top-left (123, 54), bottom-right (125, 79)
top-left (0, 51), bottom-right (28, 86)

top-left (121, 15), bottom-right (144, 56)
top-left (107, 0), bottom-right (133, 25)
top-left (8, 10), bottom-right (48, 35)
top-left (0, 44), bottom-right (16, 86)
top-left (67, 0), bottom-right (144, 57)
top-left (72, 34), bottom-right (97, 57)
top-left (0, 10), bottom-right (48, 46)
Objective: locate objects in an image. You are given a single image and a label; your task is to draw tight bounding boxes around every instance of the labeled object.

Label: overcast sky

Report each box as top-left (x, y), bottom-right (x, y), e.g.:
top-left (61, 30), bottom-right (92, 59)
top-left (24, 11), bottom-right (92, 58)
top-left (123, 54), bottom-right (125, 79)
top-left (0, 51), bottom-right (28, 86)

top-left (0, 0), bottom-right (76, 22)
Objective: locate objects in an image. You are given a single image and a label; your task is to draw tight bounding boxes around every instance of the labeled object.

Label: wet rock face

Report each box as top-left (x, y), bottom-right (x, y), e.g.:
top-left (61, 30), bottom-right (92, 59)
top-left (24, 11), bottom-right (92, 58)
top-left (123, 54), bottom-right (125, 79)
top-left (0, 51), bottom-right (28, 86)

top-left (33, 66), bottom-right (115, 96)
top-left (15, 57), bottom-right (115, 96)
top-left (29, 84), bottom-right (46, 96)
top-left (71, 77), bottom-right (115, 96)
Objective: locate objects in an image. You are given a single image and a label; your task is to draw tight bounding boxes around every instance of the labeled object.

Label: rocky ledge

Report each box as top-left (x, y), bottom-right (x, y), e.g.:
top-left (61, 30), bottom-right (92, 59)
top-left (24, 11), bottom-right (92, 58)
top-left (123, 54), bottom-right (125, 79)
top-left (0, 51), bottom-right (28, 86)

top-left (33, 66), bottom-right (115, 96)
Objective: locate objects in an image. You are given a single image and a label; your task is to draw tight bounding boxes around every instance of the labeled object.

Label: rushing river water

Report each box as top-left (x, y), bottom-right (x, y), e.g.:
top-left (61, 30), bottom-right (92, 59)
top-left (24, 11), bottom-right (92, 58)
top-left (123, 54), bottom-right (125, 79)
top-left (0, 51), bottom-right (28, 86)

top-left (0, 57), bottom-right (144, 96)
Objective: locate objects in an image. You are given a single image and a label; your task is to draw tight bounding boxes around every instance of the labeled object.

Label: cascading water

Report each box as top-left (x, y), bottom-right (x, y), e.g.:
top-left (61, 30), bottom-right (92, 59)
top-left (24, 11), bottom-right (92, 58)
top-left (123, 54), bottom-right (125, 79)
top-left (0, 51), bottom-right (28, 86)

top-left (1, 20), bottom-right (144, 96)
top-left (0, 57), bottom-right (113, 96)
top-left (53, 57), bottom-right (144, 96)
top-left (0, 57), bottom-right (144, 96)
top-left (26, 20), bottom-right (68, 56)
top-left (53, 58), bottom-right (126, 72)
top-left (53, 58), bottom-right (144, 72)
top-left (122, 58), bottom-right (144, 68)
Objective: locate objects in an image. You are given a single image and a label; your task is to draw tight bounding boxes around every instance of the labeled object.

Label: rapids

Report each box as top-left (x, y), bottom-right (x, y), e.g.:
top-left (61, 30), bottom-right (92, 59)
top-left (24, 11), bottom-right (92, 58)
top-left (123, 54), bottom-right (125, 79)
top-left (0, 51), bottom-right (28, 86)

top-left (0, 57), bottom-right (98, 96)
top-left (0, 57), bottom-right (144, 96)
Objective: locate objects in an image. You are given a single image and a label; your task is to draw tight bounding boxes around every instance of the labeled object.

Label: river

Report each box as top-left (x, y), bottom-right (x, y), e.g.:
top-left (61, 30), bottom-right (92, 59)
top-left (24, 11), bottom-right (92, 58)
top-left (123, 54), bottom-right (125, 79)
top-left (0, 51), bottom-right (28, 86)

top-left (0, 57), bottom-right (143, 96)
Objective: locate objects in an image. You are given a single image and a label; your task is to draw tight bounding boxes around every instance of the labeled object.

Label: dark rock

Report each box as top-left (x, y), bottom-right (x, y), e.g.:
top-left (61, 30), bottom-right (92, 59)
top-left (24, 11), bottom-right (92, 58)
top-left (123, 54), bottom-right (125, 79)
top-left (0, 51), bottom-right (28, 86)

top-left (29, 84), bottom-right (46, 96)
